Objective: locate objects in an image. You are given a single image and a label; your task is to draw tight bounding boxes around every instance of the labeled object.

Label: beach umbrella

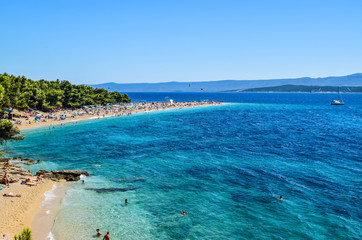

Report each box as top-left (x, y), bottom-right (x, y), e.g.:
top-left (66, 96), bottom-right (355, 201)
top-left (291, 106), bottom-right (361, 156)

top-left (2, 109), bottom-right (12, 112)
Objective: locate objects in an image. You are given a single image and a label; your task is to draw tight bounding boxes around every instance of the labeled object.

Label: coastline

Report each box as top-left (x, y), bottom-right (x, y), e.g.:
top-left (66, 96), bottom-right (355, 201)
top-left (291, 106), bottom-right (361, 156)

top-left (31, 183), bottom-right (70, 240)
top-left (0, 179), bottom-right (55, 238)
top-left (17, 102), bottom-right (225, 131)
top-left (1, 102), bottom-right (225, 239)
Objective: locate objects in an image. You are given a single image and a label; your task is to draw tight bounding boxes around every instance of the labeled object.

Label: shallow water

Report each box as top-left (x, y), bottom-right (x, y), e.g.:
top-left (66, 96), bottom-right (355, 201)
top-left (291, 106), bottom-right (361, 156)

top-left (3, 93), bottom-right (362, 239)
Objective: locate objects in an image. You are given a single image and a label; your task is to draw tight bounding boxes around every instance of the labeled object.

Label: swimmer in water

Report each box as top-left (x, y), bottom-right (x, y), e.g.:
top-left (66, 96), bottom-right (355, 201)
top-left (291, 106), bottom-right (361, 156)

top-left (125, 199), bottom-right (128, 205)
top-left (96, 229), bottom-right (102, 237)
top-left (278, 195), bottom-right (283, 201)
top-left (181, 211), bottom-right (188, 216)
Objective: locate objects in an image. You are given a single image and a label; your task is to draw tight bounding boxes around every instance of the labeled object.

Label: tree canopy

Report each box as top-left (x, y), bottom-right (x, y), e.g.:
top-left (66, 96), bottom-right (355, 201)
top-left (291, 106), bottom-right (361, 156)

top-left (0, 73), bottom-right (131, 110)
top-left (0, 119), bottom-right (24, 144)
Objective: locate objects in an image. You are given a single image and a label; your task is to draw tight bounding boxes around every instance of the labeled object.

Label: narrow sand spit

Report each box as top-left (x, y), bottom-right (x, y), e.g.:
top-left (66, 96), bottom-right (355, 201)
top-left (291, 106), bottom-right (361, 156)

top-left (17, 102), bottom-right (224, 130)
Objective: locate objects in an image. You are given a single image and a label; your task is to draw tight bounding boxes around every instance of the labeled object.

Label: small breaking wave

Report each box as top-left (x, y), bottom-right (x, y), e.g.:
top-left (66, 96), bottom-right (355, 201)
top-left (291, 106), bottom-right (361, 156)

top-left (42, 184), bottom-right (57, 206)
top-left (47, 231), bottom-right (55, 240)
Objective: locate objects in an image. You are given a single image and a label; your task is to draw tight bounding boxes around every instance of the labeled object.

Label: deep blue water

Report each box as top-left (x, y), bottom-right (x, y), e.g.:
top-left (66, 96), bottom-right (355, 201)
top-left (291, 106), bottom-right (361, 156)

top-left (2, 93), bottom-right (362, 240)
top-left (127, 92), bottom-right (362, 105)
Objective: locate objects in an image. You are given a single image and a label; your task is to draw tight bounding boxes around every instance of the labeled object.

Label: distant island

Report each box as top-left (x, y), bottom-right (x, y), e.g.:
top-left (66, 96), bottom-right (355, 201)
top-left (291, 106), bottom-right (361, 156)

top-left (91, 73), bottom-right (362, 92)
top-left (224, 85), bottom-right (362, 93)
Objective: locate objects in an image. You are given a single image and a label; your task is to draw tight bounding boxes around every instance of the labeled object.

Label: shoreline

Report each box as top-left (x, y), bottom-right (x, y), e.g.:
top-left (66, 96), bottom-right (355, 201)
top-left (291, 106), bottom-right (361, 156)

top-left (1, 102), bottom-right (225, 239)
top-left (16, 102), bottom-right (225, 131)
top-left (0, 179), bottom-right (55, 238)
top-left (31, 182), bottom-right (70, 240)
top-left (0, 161), bottom-right (86, 239)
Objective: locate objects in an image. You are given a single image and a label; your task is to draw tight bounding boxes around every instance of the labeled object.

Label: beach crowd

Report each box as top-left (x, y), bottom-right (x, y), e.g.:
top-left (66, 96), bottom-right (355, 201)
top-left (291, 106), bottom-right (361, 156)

top-left (4, 101), bottom-right (223, 129)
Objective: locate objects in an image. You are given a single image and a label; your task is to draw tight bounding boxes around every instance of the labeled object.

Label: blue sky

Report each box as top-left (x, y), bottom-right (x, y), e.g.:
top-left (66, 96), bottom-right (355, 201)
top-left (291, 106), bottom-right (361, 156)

top-left (1, 0), bottom-right (361, 84)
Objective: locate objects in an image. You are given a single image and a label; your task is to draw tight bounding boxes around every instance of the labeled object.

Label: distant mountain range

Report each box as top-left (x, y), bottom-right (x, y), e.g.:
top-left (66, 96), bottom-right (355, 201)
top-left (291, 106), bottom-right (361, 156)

top-left (227, 85), bottom-right (362, 93)
top-left (90, 73), bottom-right (362, 92)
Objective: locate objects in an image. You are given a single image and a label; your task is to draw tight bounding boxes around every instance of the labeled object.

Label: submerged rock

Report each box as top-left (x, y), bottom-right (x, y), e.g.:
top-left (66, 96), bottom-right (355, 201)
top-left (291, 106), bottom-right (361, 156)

top-left (116, 177), bottom-right (146, 183)
top-left (85, 187), bottom-right (138, 193)
top-left (36, 169), bottom-right (89, 182)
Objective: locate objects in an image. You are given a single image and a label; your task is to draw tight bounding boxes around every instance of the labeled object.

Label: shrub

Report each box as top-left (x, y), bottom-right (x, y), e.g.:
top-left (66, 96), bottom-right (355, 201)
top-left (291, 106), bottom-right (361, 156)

top-left (14, 227), bottom-right (32, 240)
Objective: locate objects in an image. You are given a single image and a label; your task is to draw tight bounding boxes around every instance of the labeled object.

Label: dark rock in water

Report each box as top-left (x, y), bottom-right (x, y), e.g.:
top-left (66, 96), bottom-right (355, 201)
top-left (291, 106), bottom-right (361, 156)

top-left (116, 177), bottom-right (146, 183)
top-left (36, 169), bottom-right (89, 182)
top-left (157, 185), bottom-right (176, 190)
top-left (85, 187), bottom-right (138, 193)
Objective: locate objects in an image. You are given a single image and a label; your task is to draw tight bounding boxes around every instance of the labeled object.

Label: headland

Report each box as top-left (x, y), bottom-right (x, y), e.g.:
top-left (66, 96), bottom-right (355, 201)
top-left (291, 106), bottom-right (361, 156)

top-left (7, 101), bottom-right (224, 130)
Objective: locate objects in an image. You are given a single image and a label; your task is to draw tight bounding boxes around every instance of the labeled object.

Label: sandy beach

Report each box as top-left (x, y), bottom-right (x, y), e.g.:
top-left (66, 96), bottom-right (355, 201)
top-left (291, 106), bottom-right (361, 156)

top-left (0, 179), bottom-right (55, 238)
top-left (15, 101), bottom-right (224, 130)
top-left (31, 183), bottom-right (69, 240)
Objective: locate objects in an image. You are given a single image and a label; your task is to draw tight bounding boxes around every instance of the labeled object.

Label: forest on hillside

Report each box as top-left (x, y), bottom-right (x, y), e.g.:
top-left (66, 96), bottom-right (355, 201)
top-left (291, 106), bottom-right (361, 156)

top-left (0, 73), bottom-right (131, 110)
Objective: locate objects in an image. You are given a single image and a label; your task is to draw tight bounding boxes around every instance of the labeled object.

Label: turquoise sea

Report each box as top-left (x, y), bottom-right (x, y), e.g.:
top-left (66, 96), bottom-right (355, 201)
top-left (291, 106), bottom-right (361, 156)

top-left (2, 93), bottom-right (362, 240)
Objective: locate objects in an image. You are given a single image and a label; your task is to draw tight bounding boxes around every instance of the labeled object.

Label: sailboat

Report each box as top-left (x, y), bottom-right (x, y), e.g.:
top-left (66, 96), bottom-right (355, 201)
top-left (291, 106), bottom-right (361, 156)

top-left (331, 87), bottom-right (344, 105)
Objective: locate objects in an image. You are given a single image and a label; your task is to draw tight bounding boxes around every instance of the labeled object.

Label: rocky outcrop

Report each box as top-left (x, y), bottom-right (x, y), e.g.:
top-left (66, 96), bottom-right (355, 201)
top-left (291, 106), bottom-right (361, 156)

top-left (0, 164), bottom-right (33, 183)
top-left (0, 159), bottom-right (89, 183)
top-left (0, 157), bottom-right (41, 165)
top-left (36, 169), bottom-right (89, 182)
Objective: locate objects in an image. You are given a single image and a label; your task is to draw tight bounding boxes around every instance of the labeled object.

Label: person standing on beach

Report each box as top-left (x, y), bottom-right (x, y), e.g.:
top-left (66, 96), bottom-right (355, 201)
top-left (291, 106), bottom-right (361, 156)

top-left (103, 232), bottom-right (110, 240)
top-left (3, 172), bottom-right (10, 187)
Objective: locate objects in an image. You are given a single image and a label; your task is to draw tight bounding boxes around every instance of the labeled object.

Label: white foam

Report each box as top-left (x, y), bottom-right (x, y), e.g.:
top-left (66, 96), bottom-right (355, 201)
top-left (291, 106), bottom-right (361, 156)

top-left (47, 231), bottom-right (55, 240)
top-left (46, 210), bottom-right (50, 214)
top-left (42, 184), bottom-right (57, 205)
top-left (80, 174), bottom-right (87, 179)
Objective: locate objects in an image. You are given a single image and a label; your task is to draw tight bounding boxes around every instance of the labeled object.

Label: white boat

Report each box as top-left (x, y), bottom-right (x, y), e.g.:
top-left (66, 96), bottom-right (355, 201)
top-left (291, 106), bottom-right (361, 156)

top-left (331, 87), bottom-right (344, 105)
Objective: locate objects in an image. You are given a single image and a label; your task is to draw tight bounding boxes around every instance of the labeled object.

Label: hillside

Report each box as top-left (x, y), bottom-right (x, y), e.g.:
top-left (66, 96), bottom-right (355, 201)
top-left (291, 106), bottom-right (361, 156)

top-left (91, 73), bottom-right (362, 92)
top-left (0, 73), bottom-right (131, 111)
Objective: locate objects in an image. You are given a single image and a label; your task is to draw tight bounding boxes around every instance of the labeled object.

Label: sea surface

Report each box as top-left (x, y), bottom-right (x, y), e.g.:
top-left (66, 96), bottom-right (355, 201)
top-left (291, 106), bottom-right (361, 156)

top-left (2, 93), bottom-right (362, 240)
